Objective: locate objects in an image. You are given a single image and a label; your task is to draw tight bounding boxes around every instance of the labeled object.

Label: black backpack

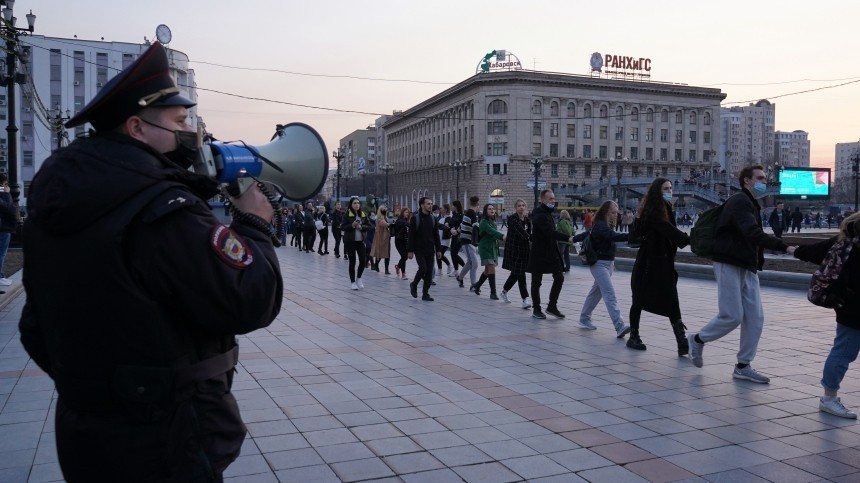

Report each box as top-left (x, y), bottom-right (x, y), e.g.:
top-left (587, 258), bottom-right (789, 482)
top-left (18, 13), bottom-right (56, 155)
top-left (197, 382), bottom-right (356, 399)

top-left (579, 233), bottom-right (598, 266)
top-left (690, 203), bottom-right (726, 259)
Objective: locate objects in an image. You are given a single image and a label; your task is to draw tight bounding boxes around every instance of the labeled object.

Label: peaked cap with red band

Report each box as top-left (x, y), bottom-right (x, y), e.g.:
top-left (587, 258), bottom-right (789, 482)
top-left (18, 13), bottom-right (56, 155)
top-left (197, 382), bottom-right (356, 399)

top-left (65, 41), bottom-right (196, 132)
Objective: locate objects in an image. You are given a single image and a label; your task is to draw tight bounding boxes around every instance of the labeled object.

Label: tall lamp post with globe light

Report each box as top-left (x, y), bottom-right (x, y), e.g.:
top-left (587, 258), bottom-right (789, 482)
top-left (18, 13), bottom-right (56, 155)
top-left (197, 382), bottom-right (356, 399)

top-left (529, 156), bottom-right (545, 207)
top-left (332, 149), bottom-right (345, 201)
top-left (449, 159), bottom-right (465, 203)
top-left (1, 0), bottom-right (36, 210)
top-left (380, 162), bottom-right (393, 204)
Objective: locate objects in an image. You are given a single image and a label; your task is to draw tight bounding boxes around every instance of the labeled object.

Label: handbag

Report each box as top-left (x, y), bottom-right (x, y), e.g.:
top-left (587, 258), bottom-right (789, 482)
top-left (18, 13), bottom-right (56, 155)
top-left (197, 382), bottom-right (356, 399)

top-left (579, 233), bottom-right (598, 266)
top-left (314, 219), bottom-right (324, 230)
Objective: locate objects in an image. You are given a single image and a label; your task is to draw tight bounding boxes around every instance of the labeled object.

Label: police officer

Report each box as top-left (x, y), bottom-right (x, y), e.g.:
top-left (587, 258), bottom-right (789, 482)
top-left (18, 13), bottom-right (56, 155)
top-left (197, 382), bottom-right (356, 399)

top-left (18, 42), bottom-right (283, 482)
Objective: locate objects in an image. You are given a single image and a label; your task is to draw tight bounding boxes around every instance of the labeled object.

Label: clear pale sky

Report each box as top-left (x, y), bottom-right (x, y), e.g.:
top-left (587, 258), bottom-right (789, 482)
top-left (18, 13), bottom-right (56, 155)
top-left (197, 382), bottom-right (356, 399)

top-left (23, 0), bottom-right (860, 171)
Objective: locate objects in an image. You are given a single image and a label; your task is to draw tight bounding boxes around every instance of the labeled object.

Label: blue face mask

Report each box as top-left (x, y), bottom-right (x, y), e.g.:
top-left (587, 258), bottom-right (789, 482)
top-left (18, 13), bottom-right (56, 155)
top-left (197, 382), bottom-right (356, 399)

top-left (545, 203), bottom-right (555, 210)
top-left (662, 193), bottom-right (673, 202)
top-left (753, 182), bottom-right (767, 195)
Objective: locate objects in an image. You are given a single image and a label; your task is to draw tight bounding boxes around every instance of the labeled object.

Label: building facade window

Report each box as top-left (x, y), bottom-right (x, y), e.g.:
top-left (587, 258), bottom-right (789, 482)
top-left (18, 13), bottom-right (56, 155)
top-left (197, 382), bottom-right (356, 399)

top-left (615, 106), bottom-right (624, 120)
top-left (532, 143), bottom-right (542, 156)
top-left (550, 123), bottom-right (559, 137)
top-left (704, 112), bottom-right (711, 125)
top-left (566, 144), bottom-right (576, 157)
top-left (660, 129), bottom-right (668, 142)
top-left (487, 121), bottom-right (506, 134)
top-left (675, 148), bottom-right (682, 161)
top-left (583, 125), bottom-right (592, 139)
top-left (631, 107), bottom-right (639, 121)
top-left (532, 100), bottom-right (542, 115)
top-left (615, 126), bottom-right (623, 140)
top-left (689, 111), bottom-right (697, 124)
top-left (661, 110), bottom-right (669, 122)
top-left (567, 123), bottom-right (576, 137)
top-left (703, 131), bottom-right (711, 144)
top-left (645, 147), bottom-right (653, 161)
top-left (550, 101), bottom-right (559, 116)
top-left (551, 163), bottom-right (559, 177)
top-left (689, 131), bottom-right (697, 143)
top-left (585, 165), bottom-right (592, 177)
top-left (568, 164), bottom-right (576, 177)
top-left (630, 147), bottom-right (638, 160)
top-left (614, 146), bottom-right (623, 159)
top-left (487, 142), bottom-right (507, 155)
top-left (600, 126), bottom-right (608, 139)
top-left (675, 110), bottom-right (683, 123)
top-left (645, 128), bottom-right (653, 141)
top-left (533, 122), bottom-right (541, 136)
top-left (675, 130), bottom-right (683, 143)
top-left (567, 102), bottom-right (576, 117)
top-left (583, 145), bottom-right (592, 158)
top-left (584, 104), bottom-right (592, 118)
top-left (688, 149), bottom-right (696, 162)
top-left (660, 148), bottom-right (668, 161)
top-left (599, 146), bottom-right (608, 159)
top-left (646, 108), bottom-right (654, 121)
top-left (630, 128), bottom-right (639, 141)
top-left (549, 143), bottom-right (558, 157)
top-left (600, 105), bottom-right (608, 118)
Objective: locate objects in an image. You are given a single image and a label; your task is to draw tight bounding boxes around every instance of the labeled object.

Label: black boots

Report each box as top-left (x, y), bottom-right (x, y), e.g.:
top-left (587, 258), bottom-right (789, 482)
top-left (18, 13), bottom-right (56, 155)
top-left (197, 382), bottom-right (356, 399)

top-left (473, 273), bottom-right (487, 296)
top-left (626, 330), bottom-right (647, 351)
top-left (489, 274), bottom-right (498, 300)
top-left (672, 320), bottom-right (689, 356)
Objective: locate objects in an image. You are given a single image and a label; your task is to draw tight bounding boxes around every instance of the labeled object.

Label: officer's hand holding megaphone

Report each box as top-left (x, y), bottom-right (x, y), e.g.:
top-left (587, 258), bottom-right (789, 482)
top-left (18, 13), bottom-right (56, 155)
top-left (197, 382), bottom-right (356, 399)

top-left (229, 183), bottom-right (274, 222)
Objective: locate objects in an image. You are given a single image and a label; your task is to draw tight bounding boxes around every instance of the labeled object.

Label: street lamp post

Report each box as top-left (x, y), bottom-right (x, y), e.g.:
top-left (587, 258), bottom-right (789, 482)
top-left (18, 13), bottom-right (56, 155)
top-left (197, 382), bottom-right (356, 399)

top-left (529, 156), bottom-right (544, 207)
top-left (449, 159), bottom-right (465, 203)
top-left (332, 149), bottom-right (344, 202)
top-left (380, 163), bottom-right (393, 203)
top-left (1, 1), bottom-right (36, 210)
top-left (359, 171), bottom-right (367, 196)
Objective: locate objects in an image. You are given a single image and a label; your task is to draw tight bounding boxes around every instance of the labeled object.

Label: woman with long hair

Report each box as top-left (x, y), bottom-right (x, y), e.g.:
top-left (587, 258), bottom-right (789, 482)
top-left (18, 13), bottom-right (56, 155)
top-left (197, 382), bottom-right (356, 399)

top-left (369, 205), bottom-right (392, 274)
top-left (471, 204), bottom-right (505, 299)
top-left (792, 212), bottom-right (860, 419)
top-left (315, 206), bottom-right (329, 255)
top-left (500, 199), bottom-right (532, 309)
top-left (393, 207), bottom-right (411, 280)
top-left (627, 178), bottom-right (691, 354)
top-left (340, 197), bottom-right (370, 290)
top-left (577, 200), bottom-right (630, 338)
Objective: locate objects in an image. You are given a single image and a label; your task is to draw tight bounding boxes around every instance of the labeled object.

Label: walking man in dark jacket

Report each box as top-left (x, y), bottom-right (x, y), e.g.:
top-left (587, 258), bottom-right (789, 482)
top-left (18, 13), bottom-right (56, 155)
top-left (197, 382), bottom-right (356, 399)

top-left (408, 196), bottom-right (441, 301)
top-left (688, 165), bottom-right (796, 383)
top-left (527, 189), bottom-right (575, 319)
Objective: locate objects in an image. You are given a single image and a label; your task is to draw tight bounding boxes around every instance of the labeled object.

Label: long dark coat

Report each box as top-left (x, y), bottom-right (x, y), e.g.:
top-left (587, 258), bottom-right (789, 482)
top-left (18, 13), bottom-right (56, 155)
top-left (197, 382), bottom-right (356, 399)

top-left (502, 214), bottom-right (531, 272)
top-left (630, 203), bottom-right (690, 317)
top-left (527, 204), bottom-right (570, 274)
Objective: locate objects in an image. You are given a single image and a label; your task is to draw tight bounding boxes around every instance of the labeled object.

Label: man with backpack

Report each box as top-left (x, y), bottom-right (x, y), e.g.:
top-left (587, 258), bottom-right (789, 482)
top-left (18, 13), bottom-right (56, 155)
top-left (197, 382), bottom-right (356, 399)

top-left (688, 165), bottom-right (796, 383)
top-left (456, 196), bottom-right (481, 290)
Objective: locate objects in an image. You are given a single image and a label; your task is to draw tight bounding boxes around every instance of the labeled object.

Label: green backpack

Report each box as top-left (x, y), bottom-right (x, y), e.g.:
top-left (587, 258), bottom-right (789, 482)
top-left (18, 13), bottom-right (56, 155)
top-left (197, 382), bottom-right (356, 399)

top-left (690, 203), bottom-right (726, 259)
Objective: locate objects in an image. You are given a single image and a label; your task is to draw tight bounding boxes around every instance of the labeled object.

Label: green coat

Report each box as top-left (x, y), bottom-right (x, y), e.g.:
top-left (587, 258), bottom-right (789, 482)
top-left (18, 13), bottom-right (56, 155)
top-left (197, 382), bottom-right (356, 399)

top-left (477, 218), bottom-right (504, 261)
top-left (556, 219), bottom-right (573, 244)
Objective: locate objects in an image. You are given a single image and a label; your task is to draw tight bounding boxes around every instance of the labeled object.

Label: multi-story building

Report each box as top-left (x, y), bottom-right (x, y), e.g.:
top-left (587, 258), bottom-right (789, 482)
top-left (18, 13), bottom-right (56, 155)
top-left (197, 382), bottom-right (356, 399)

top-left (381, 70), bottom-right (725, 211)
top-left (338, 127), bottom-right (376, 197)
top-left (719, 100), bottom-right (776, 175)
top-left (774, 130), bottom-right (810, 168)
top-left (0, 35), bottom-right (197, 205)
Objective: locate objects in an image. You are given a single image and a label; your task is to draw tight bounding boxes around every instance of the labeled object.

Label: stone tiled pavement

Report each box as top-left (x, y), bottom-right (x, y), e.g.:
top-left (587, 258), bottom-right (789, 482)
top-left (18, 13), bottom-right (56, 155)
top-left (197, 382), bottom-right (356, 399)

top-left (0, 242), bottom-right (858, 482)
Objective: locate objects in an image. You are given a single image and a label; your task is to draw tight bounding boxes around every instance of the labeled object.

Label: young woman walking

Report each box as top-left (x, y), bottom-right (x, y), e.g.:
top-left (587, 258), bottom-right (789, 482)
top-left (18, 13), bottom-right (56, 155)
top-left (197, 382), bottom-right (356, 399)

top-left (627, 178), bottom-right (691, 354)
top-left (340, 197), bottom-right (370, 290)
top-left (369, 205), bottom-right (392, 274)
top-left (577, 200), bottom-right (630, 339)
top-left (393, 207), bottom-right (411, 280)
top-left (471, 204), bottom-right (505, 299)
top-left (500, 199), bottom-right (532, 309)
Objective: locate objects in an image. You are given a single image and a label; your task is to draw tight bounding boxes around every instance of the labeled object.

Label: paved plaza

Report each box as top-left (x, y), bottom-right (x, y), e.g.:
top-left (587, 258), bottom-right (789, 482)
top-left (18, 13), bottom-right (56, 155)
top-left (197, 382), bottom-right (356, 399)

top-left (0, 241), bottom-right (858, 482)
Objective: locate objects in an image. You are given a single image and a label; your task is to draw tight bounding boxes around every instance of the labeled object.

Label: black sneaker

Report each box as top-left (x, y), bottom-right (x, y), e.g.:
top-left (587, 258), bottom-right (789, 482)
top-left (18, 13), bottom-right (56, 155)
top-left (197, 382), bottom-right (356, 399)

top-left (489, 292), bottom-right (499, 300)
top-left (410, 282), bottom-right (418, 299)
top-left (458, 277), bottom-right (464, 288)
top-left (545, 306), bottom-right (565, 319)
top-left (532, 311), bottom-right (547, 319)
top-left (626, 335), bottom-right (647, 351)
top-left (422, 294), bottom-right (434, 301)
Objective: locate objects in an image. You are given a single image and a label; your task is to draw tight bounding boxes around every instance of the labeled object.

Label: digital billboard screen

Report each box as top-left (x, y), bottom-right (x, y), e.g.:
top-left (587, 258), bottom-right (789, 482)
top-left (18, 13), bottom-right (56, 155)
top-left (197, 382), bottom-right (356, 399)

top-left (778, 167), bottom-right (830, 199)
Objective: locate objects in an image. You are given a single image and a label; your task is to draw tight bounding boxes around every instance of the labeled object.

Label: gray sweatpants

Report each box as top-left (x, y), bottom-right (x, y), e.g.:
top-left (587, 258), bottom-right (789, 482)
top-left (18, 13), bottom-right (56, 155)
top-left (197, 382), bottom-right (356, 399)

top-left (458, 244), bottom-right (480, 285)
top-left (698, 261), bottom-right (764, 364)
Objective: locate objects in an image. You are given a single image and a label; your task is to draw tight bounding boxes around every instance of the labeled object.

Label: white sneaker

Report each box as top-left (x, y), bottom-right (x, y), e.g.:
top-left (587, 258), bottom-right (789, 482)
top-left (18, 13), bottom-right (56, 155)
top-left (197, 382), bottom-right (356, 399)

top-left (819, 397), bottom-right (857, 419)
top-left (356, 278), bottom-right (365, 289)
top-left (500, 291), bottom-right (511, 303)
top-left (522, 297), bottom-right (532, 310)
top-left (732, 365), bottom-right (770, 384)
top-left (447, 266), bottom-right (453, 276)
top-left (0, 278), bottom-right (11, 286)
top-left (350, 282), bottom-right (359, 290)
top-left (578, 319), bottom-right (597, 330)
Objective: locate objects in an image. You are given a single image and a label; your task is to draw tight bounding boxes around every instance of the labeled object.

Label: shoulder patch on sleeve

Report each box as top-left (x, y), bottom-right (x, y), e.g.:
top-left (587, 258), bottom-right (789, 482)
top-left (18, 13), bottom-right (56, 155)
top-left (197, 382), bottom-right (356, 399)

top-left (211, 225), bottom-right (254, 269)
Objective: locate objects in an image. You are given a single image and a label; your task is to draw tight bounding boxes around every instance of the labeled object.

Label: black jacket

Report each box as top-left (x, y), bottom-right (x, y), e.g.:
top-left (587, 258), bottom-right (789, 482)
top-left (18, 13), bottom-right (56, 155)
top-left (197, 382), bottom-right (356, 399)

top-left (0, 191), bottom-right (15, 233)
top-left (502, 214), bottom-right (531, 272)
top-left (794, 236), bottom-right (860, 330)
top-left (340, 210), bottom-right (370, 241)
top-left (18, 133), bottom-right (282, 479)
top-left (587, 219), bottom-right (629, 261)
top-left (712, 188), bottom-right (787, 272)
top-left (631, 206), bottom-right (690, 317)
top-left (408, 210), bottom-right (441, 255)
top-left (527, 204), bottom-right (569, 274)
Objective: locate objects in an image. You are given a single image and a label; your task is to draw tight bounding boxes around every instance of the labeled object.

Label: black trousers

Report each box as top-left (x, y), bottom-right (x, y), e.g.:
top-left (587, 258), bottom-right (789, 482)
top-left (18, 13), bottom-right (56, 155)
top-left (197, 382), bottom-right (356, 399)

top-left (503, 270), bottom-right (529, 299)
top-left (317, 228), bottom-right (329, 252)
top-left (530, 271), bottom-right (564, 311)
top-left (413, 253), bottom-right (435, 295)
top-left (344, 240), bottom-right (366, 282)
top-left (332, 229), bottom-right (342, 256)
top-left (395, 238), bottom-right (408, 272)
top-left (302, 228), bottom-right (315, 251)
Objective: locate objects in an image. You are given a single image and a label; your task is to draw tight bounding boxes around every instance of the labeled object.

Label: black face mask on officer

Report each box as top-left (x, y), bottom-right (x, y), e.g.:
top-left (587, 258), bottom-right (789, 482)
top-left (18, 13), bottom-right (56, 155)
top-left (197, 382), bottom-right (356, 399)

top-left (140, 118), bottom-right (199, 169)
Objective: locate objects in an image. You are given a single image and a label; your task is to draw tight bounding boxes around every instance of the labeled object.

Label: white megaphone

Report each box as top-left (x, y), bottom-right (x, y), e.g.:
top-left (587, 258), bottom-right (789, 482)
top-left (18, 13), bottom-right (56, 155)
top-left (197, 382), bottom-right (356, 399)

top-left (196, 122), bottom-right (328, 201)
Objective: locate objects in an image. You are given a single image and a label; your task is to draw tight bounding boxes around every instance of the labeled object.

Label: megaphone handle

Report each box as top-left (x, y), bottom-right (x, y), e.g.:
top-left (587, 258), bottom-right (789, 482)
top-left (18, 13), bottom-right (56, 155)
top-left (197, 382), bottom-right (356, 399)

top-left (224, 182), bottom-right (286, 247)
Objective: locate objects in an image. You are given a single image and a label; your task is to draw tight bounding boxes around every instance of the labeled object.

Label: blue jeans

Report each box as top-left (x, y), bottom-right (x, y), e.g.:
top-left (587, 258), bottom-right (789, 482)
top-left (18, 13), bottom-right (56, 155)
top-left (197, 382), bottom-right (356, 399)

top-left (559, 243), bottom-right (571, 271)
top-left (821, 324), bottom-right (860, 392)
top-left (0, 231), bottom-right (11, 278)
top-left (580, 260), bottom-right (625, 331)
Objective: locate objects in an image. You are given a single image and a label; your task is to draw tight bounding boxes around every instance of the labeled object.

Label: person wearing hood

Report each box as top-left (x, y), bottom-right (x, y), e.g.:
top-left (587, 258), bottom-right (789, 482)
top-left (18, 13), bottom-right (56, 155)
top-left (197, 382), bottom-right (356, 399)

top-left (17, 42), bottom-right (283, 481)
top-left (527, 189), bottom-right (575, 319)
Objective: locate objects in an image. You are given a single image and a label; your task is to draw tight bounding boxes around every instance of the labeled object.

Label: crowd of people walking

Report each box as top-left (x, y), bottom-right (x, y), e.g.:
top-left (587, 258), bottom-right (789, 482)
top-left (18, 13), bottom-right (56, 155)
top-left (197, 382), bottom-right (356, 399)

top-left (279, 163), bottom-right (857, 420)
